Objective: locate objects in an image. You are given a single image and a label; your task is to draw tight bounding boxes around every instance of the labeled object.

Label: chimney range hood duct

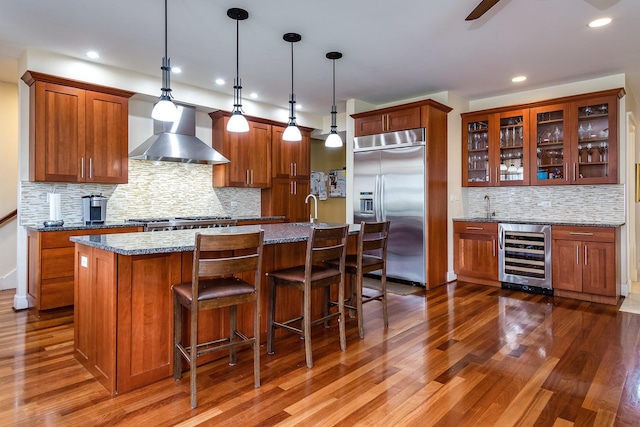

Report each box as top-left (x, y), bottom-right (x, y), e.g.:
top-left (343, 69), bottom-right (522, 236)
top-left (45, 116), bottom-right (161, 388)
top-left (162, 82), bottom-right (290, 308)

top-left (129, 104), bottom-right (229, 165)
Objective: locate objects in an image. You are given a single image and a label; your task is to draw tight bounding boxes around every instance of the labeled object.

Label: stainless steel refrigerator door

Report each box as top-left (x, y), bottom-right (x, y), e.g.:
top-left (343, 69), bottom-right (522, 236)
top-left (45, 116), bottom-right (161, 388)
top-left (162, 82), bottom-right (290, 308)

top-left (380, 145), bottom-right (426, 285)
top-left (353, 150), bottom-right (381, 224)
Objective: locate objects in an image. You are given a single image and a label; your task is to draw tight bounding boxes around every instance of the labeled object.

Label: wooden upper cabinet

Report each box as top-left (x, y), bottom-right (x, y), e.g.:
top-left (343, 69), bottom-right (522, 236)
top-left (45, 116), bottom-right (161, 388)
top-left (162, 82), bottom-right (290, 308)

top-left (353, 106), bottom-right (421, 137)
top-left (272, 125), bottom-right (310, 179)
top-left (211, 112), bottom-right (272, 188)
top-left (22, 71), bottom-right (133, 183)
top-left (462, 88), bottom-right (624, 187)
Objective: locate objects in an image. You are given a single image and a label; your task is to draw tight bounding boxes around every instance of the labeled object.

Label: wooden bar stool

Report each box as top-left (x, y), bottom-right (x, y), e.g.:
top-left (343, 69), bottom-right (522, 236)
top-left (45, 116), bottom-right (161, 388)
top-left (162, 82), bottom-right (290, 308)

top-left (266, 224), bottom-right (348, 368)
top-left (327, 221), bottom-right (390, 339)
top-left (172, 230), bottom-right (264, 408)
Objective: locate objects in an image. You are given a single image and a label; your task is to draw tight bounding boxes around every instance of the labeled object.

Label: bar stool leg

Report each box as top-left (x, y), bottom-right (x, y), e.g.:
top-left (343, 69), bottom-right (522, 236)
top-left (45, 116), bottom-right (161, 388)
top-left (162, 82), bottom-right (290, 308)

top-left (229, 305), bottom-right (237, 365)
top-left (303, 286), bottom-right (313, 368)
top-left (173, 294), bottom-right (182, 380)
top-left (356, 273), bottom-right (365, 339)
top-left (190, 307), bottom-right (198, 409)
top-left (381, 273), bottom-right (389, 328)
top-left (267, 277), bottom-right (276, 355)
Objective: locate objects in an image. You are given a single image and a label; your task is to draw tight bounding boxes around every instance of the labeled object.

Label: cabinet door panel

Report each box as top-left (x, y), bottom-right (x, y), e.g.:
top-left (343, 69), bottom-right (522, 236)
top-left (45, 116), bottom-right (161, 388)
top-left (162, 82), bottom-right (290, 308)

top-left (529, 103), bottom-right (570, 186)
top-left (85, 91), bottom-right (128, 183)
top-left (387, 107), bottom-right (421, 132)
top-left (40, 277), bottom-right (74, 310)
top-left (34, 82), bottom-right (85, 182)
top-left (354, 115), bottom-right (384, 137)
top-left (454, 232), bottom-right (498, 280)
top-left (552, 239), bottom-right (582, 291)
top-left (582, 242), bottom-right (615, 296)
top-left (272, 126), bottom-right (310, 179)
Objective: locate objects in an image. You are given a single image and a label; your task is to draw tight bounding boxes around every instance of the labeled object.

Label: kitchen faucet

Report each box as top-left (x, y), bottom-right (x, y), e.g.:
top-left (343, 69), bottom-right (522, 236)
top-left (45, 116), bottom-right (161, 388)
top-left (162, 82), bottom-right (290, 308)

top-left (484, 194), bottom-right (494, 219)
top-left (305, 194), bottom-right (318, 224)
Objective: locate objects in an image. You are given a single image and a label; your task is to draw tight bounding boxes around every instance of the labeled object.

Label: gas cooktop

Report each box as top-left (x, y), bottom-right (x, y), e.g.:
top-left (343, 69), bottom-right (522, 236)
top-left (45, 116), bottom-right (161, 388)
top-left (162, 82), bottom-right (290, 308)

top-left (126, 216), bottom-right (232, 223)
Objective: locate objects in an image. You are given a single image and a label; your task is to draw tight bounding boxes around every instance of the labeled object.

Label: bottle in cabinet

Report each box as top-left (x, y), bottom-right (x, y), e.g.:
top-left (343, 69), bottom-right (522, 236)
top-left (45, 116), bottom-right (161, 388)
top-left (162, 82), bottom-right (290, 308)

top-left (529, 91), bottom-right (620, 185)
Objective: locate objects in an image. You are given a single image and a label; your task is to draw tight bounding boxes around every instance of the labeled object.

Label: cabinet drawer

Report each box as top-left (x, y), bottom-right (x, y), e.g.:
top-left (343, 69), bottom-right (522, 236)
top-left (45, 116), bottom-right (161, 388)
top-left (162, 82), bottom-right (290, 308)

top-left (40, 277), bottom-right (74, 310)
top-left (454, 221), bottom-right (497, 235)
top-left (41, 247), bottom-right (74, 279)
top-left (552, 226), bottom-right (614, 243)
top-left (41, 227), bottom-right (141, 249)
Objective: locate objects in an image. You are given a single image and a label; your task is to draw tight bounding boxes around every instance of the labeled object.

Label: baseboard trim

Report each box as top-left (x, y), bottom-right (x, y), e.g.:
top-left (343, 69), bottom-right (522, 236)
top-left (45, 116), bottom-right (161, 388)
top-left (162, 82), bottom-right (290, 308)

top-left (13, 293), bottom-right (29, 311)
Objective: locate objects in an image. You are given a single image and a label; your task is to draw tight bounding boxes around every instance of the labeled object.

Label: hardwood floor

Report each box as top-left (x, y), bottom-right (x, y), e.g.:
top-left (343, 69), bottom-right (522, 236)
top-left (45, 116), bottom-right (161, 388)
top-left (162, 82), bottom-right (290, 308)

top-left (1, 282), bottom-right (639, 426)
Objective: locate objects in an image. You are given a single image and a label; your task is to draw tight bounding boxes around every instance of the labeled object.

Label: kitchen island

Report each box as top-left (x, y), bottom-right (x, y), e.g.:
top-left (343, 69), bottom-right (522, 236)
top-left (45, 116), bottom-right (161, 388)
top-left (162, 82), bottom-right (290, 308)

top-left (70, 223), bottom-right (358, 395)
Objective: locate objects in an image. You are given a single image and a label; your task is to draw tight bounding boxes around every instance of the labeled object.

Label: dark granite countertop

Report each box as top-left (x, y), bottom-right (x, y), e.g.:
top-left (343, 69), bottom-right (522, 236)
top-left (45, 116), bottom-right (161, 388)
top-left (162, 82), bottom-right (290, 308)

top-left (70, 223), bottom-right (360, 256)
top-left (24, 216), bottom-right (286, 232)
top-left (23, 221), bottom-right (145, 232)
top-left (453, 217), bottom-right (623, 228)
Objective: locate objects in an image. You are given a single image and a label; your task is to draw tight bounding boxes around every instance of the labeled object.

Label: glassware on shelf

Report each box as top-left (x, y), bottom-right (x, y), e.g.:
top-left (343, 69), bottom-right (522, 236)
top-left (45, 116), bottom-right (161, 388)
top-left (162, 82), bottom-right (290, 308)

top-left (586, 122), bottom-right (593, 139)
top-left (553, 126), bottom-right (561, 142)
top-left (598, 142), bottom-right (607, 162)
top-left (578, 124), bottom-right (585, 140)
top-left (578, 144), bottom-right (583, 163)
top-left (537, 148), bottom-right (542, 166)
top-left (586, 143), bottom-right (593, 163)
top-left (504, 128), bottom-right (510, 147)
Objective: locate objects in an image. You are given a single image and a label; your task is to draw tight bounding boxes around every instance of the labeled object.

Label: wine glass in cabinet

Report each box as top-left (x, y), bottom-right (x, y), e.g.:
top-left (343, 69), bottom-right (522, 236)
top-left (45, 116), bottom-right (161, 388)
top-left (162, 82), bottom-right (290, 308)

top-left (572, 95), bottom-right (618, 185)
top-left (497, 109), bottom-right (529, 185)
top-left (529, 103), bottom-right (570, 185)
top-left (462, 115), bottom-right (492, 187)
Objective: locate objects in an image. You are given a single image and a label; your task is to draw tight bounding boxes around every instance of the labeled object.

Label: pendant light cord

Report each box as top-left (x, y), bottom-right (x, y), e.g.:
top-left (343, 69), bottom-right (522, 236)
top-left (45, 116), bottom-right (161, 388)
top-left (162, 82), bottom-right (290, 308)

top-left (164, 0), bottom-right (168, 60)
top-left (234, 17), bottom-right (240, 107)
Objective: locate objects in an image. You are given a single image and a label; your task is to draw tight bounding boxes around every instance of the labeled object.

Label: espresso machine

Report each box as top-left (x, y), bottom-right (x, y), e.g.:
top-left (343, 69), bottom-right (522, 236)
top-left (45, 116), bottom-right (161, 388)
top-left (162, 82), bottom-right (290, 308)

top-left (82, 194), bottom-right (107, 224)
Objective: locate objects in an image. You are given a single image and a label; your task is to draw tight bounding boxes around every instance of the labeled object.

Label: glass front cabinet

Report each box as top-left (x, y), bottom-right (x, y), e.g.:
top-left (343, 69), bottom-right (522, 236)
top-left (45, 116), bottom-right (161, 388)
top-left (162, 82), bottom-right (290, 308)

top-left (462, 89), bottom-right (623, 187)
top-left (462, 109), bottom-right (529, 187)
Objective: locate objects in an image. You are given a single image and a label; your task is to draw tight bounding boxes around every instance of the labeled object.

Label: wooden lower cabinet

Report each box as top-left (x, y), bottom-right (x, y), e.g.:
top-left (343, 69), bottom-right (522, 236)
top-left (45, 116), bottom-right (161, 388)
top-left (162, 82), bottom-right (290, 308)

top-left (552, 225), bottom-right (617, 304)
top-left (73, 236), bottom-right (354, 395)
top-left (453, 221), bottom-right (499, 286)
top-left (27, 226), bottom-right (141, 311)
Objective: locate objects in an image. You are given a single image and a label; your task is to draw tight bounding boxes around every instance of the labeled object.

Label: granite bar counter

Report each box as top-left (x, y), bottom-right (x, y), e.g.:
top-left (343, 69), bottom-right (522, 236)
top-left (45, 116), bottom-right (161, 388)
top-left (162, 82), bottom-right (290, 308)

top-left (70, 223), bottom-right (359, 255)
top-left (71, 222), bottom-right (357, 395)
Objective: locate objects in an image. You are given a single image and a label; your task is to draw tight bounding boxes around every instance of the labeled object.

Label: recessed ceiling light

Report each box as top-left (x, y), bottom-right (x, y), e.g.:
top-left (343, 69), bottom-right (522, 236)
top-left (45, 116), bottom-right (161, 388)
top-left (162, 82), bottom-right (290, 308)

top-left (249, 92), bottom-right (258, 99)
top-left (512, 75), bottom-right (527, 83)
top-left (215, 78), bottom-right (225, 85)
top-left (86, 51), bottom-right (100, 59)
top-left (172, 67), bottom-right (182, 74)
top-left (588, 17), bottom-right (612, 28)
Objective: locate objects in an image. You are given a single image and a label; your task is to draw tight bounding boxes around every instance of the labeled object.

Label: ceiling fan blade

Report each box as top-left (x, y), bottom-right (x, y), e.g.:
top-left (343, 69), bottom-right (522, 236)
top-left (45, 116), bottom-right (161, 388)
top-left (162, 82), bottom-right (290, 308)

top-left (466, 0), bottom-right (501, 21)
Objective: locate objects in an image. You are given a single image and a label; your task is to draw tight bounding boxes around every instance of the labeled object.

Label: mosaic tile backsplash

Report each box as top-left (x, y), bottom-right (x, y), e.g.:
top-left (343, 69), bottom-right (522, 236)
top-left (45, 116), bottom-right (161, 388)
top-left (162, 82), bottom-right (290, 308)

top-left (20, 160), bottom-right (261, 225)
top-left (467, 184), bottom-right (625, 224)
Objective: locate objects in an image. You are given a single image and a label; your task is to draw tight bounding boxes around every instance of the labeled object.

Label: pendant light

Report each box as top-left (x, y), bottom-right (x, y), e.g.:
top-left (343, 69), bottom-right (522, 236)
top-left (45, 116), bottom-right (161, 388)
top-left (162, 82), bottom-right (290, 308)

top-left (325, 52), bottom-right (343, 148)
top-left (226, 8), bottom-right (250, 133)
top-left (282, 33), bottom-right (302, 142)
top-left (151, 0), bottom-right (178, 122)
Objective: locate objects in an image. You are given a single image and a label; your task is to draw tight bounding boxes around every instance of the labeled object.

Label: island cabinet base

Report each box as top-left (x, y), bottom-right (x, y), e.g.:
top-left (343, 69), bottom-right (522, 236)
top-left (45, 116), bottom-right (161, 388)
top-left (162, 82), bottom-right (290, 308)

top-left (74, 239), bottom-right (340, 395)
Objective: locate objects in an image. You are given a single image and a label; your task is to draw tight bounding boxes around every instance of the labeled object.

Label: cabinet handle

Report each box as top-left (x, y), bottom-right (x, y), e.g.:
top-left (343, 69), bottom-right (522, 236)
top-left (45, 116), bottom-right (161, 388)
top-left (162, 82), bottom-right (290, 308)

top-left (584, 245), bottom-right (588, 266)
top-left (246, 169), bottom-right (250, 185)
top-left (290, 163), bottom-right (294, 176)
top-left (569, 232), bottom-right (594, 236)
top-left (465, 226), bottom-right (484, 230)
top-left (294, 181), bottom-right (297, 195)
top-left (89, 158), bottom-right (93, 179)
top-left (294, 163), bottom-right (297, 176)
top-left (290, 181), bottom-right (293, 194)
top-left (492, 239), bottom-right (496, 257)
top-left (81, 157), bottom-right (85, 179)
top-left (250, 169), bottom-right (254, 185)
top-left (576, 245), bottom-right (579, 265)
top-left (565, 163), bottom-right (569, 182)
top-left (572, 163), bottom-right (576, 182)
top-left (382, 115), bottom-right (385, 131)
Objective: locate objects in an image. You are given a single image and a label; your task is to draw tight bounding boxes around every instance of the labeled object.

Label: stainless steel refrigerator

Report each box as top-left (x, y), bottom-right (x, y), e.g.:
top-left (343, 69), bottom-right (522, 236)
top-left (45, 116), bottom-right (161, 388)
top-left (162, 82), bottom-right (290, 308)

top-left (353, 128), bottom-right (427, 286)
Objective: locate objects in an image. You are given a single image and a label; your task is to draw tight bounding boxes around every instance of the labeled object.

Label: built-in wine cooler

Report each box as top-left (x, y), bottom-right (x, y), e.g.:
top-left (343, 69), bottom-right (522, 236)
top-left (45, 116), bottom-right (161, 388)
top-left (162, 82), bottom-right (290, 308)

top-left (498, 223), bottom-right (552, 295)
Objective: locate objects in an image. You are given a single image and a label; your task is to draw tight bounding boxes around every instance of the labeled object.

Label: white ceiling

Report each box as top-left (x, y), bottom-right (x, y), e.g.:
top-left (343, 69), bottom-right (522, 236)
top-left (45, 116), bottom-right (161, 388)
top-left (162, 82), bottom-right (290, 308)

top-left (0, 0), bottom-right (638, 116)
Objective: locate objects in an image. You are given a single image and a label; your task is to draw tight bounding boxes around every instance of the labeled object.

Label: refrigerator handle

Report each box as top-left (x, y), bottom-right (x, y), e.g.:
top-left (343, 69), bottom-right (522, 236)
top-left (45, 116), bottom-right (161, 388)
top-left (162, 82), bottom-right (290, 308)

top-left (374, 174), bottom-right (381, 221)
top-left (380, 174), bottom-right (385, 221)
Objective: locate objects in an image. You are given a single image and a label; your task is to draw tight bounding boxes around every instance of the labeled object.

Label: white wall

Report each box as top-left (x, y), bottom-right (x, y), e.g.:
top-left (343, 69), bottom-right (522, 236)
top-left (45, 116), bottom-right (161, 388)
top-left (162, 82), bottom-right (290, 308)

top-left (0, 81), bottom-right (18, 290)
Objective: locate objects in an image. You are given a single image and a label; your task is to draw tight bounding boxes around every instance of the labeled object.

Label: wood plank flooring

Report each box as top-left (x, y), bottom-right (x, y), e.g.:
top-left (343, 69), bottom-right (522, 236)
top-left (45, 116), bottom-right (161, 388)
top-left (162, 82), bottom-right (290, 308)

top-left (1, 282), bottom-right (639, 426)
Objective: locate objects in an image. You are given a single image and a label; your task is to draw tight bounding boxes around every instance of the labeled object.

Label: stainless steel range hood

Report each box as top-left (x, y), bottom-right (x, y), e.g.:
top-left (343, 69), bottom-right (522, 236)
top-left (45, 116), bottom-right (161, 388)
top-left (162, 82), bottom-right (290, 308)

top-left (129, 104), bottom-right (229, 165)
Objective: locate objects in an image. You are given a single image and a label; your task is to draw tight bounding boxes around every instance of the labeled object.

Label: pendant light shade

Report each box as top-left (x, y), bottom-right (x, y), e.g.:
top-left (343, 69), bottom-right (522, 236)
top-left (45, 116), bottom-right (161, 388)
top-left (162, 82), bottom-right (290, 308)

top-left (325, 51), bottom-right (343, 148)
top-left (226, 8), bottom-right (250, 133)
top-left (282, 33), bottom-right (302, 142)
top-left (151, 0), bottom-right (178, 122)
